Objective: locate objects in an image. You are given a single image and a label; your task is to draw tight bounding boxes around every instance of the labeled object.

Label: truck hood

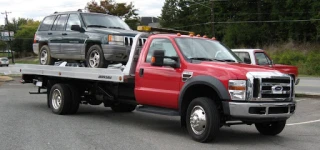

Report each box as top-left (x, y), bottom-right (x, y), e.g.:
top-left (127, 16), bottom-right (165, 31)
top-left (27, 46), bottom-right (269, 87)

top-left (86, 28), bottom-right (140, 36)
top-left (199, 62), bottom-right (283, 79)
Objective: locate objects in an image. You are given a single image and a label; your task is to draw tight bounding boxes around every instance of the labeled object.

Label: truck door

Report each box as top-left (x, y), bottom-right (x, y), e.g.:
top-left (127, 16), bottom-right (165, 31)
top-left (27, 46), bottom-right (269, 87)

top-left (135, 38), bottom-right (182, 109)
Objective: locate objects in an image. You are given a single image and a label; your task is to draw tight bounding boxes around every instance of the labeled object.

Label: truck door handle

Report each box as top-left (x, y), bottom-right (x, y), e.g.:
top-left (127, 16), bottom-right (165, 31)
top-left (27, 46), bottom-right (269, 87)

top-left (139, 68), bottom-right (144, 77)
top-left (48, 33), bottom-right (52, 35)
top-left (62, 33), bottom-right (67, 35)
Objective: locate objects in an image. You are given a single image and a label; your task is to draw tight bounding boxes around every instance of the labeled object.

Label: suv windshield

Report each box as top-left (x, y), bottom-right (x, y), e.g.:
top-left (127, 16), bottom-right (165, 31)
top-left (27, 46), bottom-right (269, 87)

top-left (81, 13), bottom-right (131, 30)
top-left (175, 37), bottom-right (242, 62)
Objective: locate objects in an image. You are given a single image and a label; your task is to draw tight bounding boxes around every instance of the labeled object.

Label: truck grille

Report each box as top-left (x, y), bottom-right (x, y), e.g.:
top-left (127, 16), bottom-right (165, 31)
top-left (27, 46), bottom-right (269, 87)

top-left (124, 36), bottom-right (147, 46)
top-left (252, 77), bottom-right (293, 101)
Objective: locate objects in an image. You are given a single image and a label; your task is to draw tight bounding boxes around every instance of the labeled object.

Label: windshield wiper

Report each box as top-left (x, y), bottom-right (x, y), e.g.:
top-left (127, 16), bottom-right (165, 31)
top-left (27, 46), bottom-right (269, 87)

top-left (107, 26), bottom-right (125, 30)
top-left (189, 57), bottom-right (214, 61)
top-left (87, 25), bottom-right (108, 28)
top-left (214, 59), bottom-right (236, 62)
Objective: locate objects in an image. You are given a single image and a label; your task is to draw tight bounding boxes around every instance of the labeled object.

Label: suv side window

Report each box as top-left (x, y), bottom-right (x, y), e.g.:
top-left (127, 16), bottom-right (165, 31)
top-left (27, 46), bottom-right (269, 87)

top-left (39, 15), bottom-right (56, 31)
top-left (255, 52), bottom-right (271, 65)
top-left (66, 14), bottom-right (81, 31)
top-left (51, 14), bottom-right (68, 31)
top-left (146, 38), bottom-right (178, 63)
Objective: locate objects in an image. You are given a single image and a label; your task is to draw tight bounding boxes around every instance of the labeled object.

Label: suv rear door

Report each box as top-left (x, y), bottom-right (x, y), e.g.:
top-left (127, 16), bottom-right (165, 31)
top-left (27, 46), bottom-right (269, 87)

top-left (61, 13), bottom-right (87, 60)
top-left (49, 14), bottom-right (68, 56)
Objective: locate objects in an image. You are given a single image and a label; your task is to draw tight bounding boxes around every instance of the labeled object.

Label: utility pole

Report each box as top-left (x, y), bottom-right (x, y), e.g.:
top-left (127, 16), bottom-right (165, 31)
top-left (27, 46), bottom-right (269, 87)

top-left (1, 11), bottom-right (14, 63)
top-left (211, 0), bottom-right (215, 37)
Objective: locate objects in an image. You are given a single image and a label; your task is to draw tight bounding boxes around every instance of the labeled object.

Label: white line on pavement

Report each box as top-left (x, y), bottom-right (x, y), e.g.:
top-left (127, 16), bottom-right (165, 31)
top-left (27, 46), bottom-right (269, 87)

top-left (287, 119), bottom-right (320, 126)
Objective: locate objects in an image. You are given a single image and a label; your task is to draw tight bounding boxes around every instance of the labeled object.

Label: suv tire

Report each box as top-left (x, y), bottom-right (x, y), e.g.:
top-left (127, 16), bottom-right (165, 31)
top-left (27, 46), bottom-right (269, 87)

top-left (39, 45), bottom-right (54, 65)
top-left (86, 45), bottom-right (107, 68)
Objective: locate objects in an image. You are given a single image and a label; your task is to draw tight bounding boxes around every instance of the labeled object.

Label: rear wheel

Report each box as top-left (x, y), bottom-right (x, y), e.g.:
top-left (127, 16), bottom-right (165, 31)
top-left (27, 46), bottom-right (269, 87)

top-left (49, 84), bottom-right (72, 115)
top-left (255, 120), bottom-right (286, 135)
top-left (111, 103), bottom-right (136, 112)
top-left (186, 97), bottom-right (220, 143)
top-left (39, 45), bottom-right (54, 65)
top-left (66, 85), bottom-right (80, 114)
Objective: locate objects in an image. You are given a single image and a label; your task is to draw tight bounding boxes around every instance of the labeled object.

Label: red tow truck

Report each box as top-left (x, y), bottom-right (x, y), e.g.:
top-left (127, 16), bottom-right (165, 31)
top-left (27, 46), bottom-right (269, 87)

top-left (12, 26), bottom-right (296, 143)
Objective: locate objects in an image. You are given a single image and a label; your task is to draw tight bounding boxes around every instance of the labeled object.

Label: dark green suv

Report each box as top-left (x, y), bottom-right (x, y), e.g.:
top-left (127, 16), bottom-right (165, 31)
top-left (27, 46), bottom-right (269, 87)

top-left (33, 10), bottom-right (146, 68)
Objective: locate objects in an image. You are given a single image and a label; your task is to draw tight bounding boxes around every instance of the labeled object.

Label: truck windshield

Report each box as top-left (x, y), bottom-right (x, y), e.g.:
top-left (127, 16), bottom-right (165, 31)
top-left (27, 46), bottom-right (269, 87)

top-left (175, 38), bottom-right (242, 62)
top-left (81, 13), bottom-right (131, 30)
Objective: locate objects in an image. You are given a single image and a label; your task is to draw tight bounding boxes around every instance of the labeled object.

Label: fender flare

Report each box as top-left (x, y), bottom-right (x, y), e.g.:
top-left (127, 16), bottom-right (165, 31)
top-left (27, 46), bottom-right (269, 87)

top-left (178, 75), bottom-right (230, 114)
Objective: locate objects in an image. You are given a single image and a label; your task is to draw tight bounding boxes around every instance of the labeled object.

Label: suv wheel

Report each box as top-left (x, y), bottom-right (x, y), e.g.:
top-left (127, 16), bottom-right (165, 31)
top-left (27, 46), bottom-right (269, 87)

top-left (86, 45), bottom-right (107, 68)
top-left (39, 45), bottom-right (54, 65)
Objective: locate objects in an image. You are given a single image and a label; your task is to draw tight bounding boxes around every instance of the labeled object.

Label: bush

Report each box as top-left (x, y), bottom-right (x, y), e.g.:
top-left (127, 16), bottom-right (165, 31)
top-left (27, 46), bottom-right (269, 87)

top-left (269, 49), bottom-right (320, 76)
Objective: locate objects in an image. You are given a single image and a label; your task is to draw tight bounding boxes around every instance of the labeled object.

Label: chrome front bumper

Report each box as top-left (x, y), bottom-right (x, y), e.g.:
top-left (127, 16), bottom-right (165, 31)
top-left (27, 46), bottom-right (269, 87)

top-left (223, 101), bottom-right (296, 119)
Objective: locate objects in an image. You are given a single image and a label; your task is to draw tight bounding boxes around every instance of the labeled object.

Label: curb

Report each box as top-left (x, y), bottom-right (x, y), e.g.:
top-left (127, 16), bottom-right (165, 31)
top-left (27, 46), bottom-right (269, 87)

top-left (295, 93), bottom-right (320, 98)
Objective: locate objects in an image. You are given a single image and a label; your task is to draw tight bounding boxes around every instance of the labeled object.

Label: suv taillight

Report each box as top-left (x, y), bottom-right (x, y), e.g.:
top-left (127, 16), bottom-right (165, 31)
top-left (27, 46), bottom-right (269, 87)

top-left (33, 34), bottom-right (36, 43)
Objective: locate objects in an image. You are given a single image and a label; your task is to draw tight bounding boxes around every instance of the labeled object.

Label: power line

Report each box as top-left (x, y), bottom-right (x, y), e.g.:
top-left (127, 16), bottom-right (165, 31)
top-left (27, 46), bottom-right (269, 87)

top-left (173, 19), bottom-right (320, 29)
top-left (1, 11), bottom-right (15, 63)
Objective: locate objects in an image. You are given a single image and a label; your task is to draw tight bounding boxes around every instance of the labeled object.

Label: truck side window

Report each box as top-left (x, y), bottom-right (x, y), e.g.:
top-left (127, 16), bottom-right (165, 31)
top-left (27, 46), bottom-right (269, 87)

top-left (66, 14), bottom-right (81, 31)
top-left (234, 52), bottom-right (251, 64)
top-left (146, 38), bottom-right (178, 63)
top-left (255, 52), bottom-right (271, 65)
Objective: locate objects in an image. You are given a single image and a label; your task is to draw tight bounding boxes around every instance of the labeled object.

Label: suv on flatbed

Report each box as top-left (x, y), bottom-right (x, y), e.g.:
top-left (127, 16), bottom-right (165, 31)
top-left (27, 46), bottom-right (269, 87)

top-left (33, 10), bottom-right (145, 68)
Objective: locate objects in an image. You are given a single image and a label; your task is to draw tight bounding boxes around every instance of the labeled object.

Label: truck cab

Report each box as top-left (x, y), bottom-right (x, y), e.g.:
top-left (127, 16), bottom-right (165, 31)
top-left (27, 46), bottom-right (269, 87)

top-left (232, 49), bottom-right (299, 85)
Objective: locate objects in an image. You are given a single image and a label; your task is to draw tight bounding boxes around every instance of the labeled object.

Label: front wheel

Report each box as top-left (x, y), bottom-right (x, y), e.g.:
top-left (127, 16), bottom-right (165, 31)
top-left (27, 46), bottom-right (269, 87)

top-left (186, 97), bottom-right (220, 143)
top-left (255, 120), bottom-right (286, 136)
top-left (86, 45), bottom-right (107, 68)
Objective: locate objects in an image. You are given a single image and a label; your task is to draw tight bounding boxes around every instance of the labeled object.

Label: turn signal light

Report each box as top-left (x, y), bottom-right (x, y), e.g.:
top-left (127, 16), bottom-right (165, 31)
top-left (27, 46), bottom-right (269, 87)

top-left (151, 57), bottom-right (156, 63)
top-left (229, 86), bottom-right (246, 91)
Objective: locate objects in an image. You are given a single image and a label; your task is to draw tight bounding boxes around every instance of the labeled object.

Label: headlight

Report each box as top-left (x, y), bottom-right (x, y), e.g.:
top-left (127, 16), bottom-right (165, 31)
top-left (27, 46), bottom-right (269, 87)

top-left (228, 80), bottom-right (247, 100)
top-left (107, 35), bottom-right (124, 45)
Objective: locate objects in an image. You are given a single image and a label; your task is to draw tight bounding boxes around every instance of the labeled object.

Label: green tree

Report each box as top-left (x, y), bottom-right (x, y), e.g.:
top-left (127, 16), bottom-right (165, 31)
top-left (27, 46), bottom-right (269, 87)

top-left (13, 19), bottom-right (40, 54)
top-left (85, 0), bottom-right (141, 29)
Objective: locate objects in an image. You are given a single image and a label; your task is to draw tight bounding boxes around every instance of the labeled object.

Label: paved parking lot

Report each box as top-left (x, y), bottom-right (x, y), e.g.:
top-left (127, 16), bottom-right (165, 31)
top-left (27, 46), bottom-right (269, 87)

top-left (0, 79), bottom-right (319, 150)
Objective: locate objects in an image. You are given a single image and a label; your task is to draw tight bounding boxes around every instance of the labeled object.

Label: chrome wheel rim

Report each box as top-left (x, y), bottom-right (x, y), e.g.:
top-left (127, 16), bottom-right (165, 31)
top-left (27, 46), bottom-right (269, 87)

top-left (190, 105), bottom-right (207, 135)
top-left (89, 50), bottom-right (100, 68)
top-left (52, 89), bottom-right (62, 110)
top-left (40, 50), bottom-right (48, 65)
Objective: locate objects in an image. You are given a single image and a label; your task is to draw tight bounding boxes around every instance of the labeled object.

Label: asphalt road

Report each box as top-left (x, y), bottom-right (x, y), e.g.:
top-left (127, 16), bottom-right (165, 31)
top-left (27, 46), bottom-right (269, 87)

top-left (0, 79), bottom-right (320, 150)
top-left (296, 77), bottom-right (320, 95)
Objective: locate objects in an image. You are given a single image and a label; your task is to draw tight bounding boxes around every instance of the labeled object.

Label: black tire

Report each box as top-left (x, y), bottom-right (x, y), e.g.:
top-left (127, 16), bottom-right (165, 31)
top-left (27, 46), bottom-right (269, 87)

top-left (49, 84), bottom-right (72, 115)
top-left (66, 84), bottom-right (80, 114)
top-left (86, 45), bottom-right (107, 68)
top-left (111, 103), bottom-right (136, 112)
top-left (255, 120), bottom-right (286, 136)
top-left (39, 45), bottom-right (54, 65)
top-left (186, 97), bottom-right (220, 143)
top-left (46, 80), bottom-right (54, 108)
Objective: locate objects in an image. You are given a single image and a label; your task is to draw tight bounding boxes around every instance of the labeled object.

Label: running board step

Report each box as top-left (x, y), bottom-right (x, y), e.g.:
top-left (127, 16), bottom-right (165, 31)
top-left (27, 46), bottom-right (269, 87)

top-left (136, 105), bottom-right (179, 116)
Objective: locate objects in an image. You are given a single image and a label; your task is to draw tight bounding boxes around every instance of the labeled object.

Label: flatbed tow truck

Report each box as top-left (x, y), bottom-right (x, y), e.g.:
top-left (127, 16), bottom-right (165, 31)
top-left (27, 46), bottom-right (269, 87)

top-left (8, 26), bottom-right (296, 143)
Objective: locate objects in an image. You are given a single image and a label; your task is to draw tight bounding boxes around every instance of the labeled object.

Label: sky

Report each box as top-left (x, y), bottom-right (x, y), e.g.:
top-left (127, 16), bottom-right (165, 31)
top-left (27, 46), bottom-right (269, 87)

top-left (0, 0), bottom-right (165, 25)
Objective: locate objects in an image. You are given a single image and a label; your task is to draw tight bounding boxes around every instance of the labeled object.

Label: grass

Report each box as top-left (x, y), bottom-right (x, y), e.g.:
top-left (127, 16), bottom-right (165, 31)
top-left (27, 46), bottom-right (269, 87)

top-left (14, 56), bottom-right (39, 64)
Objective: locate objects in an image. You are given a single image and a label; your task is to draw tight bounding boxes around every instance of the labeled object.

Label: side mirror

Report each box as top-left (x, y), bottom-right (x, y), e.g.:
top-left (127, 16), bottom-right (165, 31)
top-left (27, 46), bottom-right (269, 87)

top-left (151, 50), bottom-right (179, 68)
top-left (243, 57), bottom-right (251, 64)
top-left (71, 25), bottom-right (85, 32)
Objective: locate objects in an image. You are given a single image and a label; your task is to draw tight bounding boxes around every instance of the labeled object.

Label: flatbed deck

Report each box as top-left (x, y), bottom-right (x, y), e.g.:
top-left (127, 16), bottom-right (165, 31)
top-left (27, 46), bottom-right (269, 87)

top-left (6, 33), bottom-right (146, 83)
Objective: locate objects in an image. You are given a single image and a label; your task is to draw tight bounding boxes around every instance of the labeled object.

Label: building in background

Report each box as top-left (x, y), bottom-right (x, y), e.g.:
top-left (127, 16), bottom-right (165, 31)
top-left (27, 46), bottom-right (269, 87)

top-left (140, 17), bottom-right (160, 28)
